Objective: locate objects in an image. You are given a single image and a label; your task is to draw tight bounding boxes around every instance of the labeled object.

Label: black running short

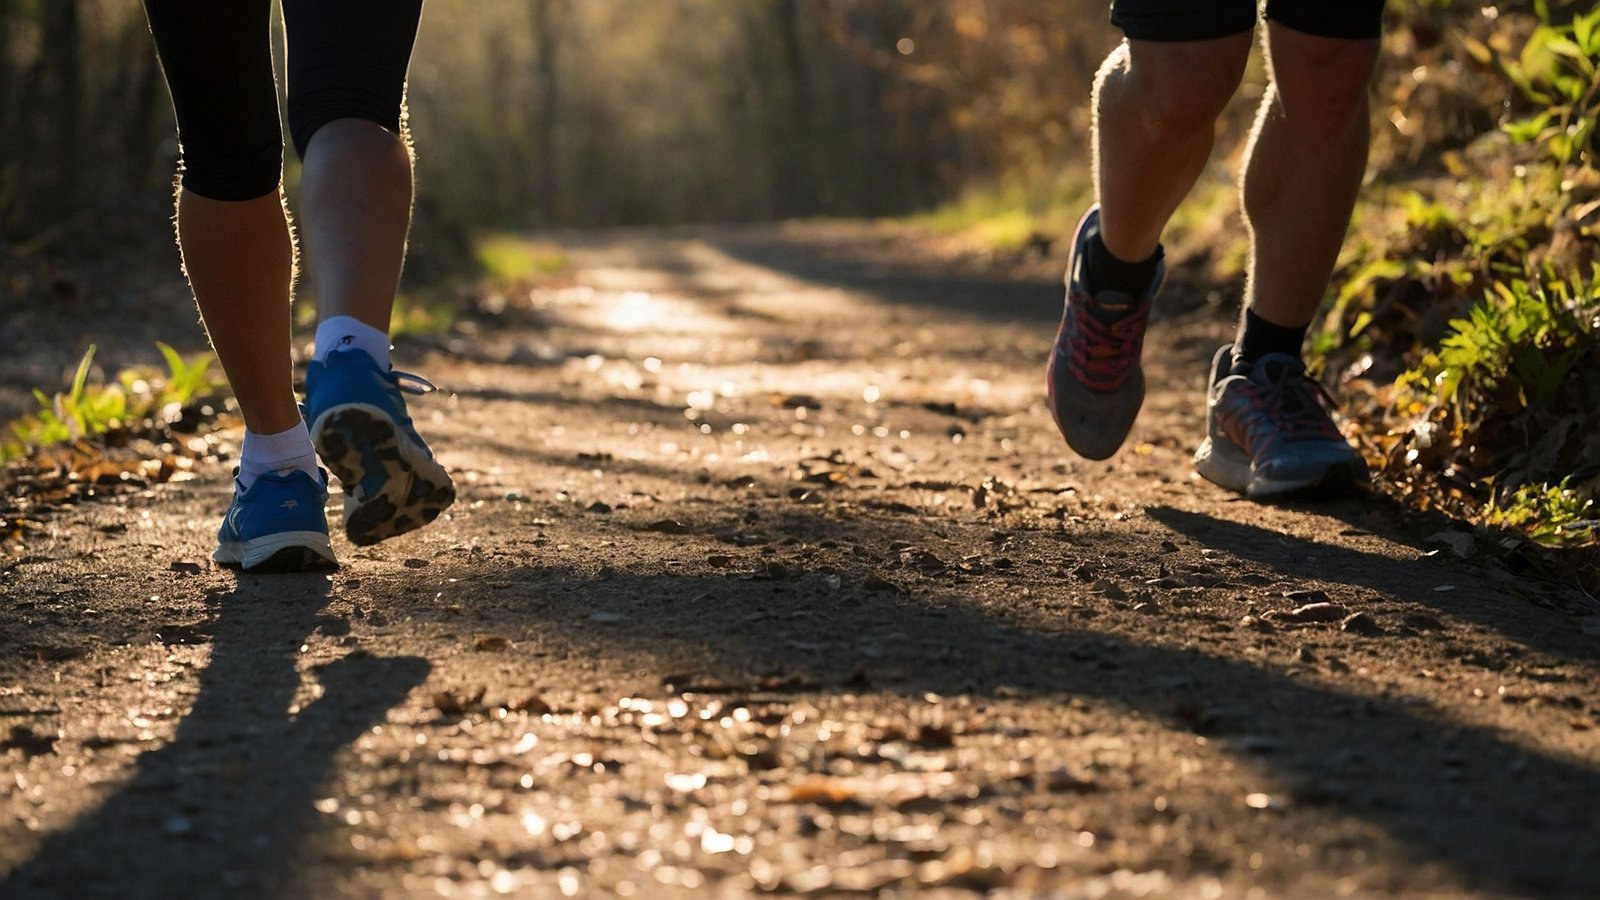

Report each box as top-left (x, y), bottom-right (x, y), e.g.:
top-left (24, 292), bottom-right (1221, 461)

top-left (1110, 0), bottom-right (1385, 42)
top-left (143, 0), bottom-right (424, 201)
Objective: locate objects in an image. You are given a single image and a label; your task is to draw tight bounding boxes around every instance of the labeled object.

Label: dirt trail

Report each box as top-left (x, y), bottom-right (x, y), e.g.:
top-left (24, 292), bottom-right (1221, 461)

top-left (3, 224), bottom-right (1599, 899)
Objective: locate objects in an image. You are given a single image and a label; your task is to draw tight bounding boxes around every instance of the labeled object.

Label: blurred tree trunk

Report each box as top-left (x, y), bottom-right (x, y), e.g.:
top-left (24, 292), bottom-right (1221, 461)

top-left (3, 0), bottom-right (82, 237)
top-left (771, 0), bottom-right (817, 215)
top-left (42, 0), bottom-right (82, 219)
top-left (530, 0), bottom-right (562, 223)
top-left (120, 26), bottom-right (167, 192)
top-left (0, 0), bottom-right (18, 229)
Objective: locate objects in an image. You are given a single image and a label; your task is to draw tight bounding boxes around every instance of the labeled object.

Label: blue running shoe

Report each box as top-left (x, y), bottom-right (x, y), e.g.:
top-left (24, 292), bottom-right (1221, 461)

top-left (1194, 344), bottom-right (1370, 500)
top-left (1047, 205), bottom-right (1166, 460)
top-left (305, 350), bottom-right (456, 546)
top-left (214, 469), bottom-right (338, 572)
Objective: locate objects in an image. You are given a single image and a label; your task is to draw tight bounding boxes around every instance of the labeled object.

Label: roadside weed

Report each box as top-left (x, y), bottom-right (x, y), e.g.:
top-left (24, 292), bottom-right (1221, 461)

top-left (1486, 479), bottom-right (1597, 547)
top-left (1473, 2), bottom-right (1600, 167)
top-left (474, 233), bottom-right (569, 283)
top-left (3, 343), bottom-right (225, 462)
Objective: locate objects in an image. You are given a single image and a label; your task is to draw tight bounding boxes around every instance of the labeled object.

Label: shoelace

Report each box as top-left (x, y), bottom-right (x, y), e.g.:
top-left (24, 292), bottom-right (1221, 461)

top-left (1067, 299), bottom-right (1147, 390)
top-left (1238, 367), bottom-right (1342, 446)
top-left (390, 370), bottom-right (439, 396)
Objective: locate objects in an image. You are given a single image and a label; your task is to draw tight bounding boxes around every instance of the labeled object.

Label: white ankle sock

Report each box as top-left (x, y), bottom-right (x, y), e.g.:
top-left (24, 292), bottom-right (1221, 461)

top-left (238, 422), bottom-right (320, 492)
top-left (314, 315), bottom-right (392, 369)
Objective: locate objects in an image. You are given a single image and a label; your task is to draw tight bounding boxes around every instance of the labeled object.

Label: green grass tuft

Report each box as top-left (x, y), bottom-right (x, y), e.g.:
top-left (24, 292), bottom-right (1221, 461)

top-left (3, 343), bottom-right (226, 462)
top-left (474, 233), bottom-right (570, 283)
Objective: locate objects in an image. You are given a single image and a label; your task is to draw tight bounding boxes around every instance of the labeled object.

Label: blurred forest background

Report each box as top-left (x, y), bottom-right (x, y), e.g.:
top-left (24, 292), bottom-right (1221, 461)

top-left (1, 0), bottom-right (1597, 563)
top-left (0, 0), bottom-right (1117, 245)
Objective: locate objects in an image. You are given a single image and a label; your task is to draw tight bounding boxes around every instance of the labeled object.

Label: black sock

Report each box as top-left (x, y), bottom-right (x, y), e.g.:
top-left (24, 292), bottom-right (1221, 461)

top-left (1231, 309), bottom-right (1307, 376)
top-left (1084, 232), bottom-right (1163, 299)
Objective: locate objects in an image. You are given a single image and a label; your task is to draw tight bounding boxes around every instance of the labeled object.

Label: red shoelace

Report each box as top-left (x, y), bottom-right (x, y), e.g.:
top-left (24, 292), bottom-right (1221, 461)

top-left (1063, 296), bottom-right (1148, 392)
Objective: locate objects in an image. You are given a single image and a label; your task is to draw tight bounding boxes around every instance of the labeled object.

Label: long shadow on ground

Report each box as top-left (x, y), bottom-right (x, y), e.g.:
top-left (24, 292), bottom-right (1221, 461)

top-left (1149, 505), bottom-right (1600, 666)
top-left (7, 507), bottom-right (1597, 896)
top-left (3, 575), bottom-right (428, 900)
top-left (541, 226), bottom-right (1065, 326)
top-left (457, 554), bottom-right (1600, 898)
top-left (706, 230), bottom-right (1065, 325)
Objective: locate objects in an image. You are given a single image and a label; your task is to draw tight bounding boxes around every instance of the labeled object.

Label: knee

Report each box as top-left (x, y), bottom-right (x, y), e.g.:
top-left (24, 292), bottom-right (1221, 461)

top-left (293, 118), bottom-right (411, 195)
top-left (177, 139), bottom-right (283, 202)
top-left (1121, 38), bottom-right (1252, 140)
top-left (287, 90), bottom-right (407, 160)
top-left (1268, 35), bottom-right (1380, 134)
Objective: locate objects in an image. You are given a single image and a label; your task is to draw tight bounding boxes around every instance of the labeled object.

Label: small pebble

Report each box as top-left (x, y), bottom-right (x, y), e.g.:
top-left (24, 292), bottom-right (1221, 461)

top-left (1341, 612), bottom-right (1383, 636)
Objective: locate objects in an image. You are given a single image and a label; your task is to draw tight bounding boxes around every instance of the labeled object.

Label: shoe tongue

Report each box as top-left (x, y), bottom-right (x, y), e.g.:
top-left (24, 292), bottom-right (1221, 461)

top-left (1251, 354), bottom-right (1302, 385)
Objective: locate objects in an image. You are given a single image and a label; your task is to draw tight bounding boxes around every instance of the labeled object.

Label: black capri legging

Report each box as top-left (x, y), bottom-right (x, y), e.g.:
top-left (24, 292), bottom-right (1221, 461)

top-left (1111, 0), bottom-right (1385, 43)
top-left (143, 0), bottom-right (424, 201)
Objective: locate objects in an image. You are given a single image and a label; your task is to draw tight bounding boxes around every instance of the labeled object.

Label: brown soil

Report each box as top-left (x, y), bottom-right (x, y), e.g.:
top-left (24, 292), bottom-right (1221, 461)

top-left (3, 223), bottom-right (1598, 899)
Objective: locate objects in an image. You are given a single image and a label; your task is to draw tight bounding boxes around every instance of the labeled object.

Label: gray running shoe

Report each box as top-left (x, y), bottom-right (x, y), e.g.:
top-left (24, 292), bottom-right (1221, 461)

top-left (1046, 205), bottom-right (1165, 460)
top-left (1194, 344), bottom-right (1370, 500)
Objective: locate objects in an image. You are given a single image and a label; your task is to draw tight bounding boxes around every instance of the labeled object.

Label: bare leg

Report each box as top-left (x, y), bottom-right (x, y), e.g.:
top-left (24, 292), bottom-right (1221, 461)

top-left (296, 118), bottom-right (414, 332)
top-left (1240, 25), bottom-right (1380, 328)
top-left (294, 115), bottom-right (454, 547)
top-left (1093, 34), bottom-right (1253, 262)
top-left (174, 188), bottom-right (300, 435)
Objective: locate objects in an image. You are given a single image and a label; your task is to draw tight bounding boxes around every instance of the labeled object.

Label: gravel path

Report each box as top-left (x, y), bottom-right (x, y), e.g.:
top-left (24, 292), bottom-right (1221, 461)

top-left (3, 224), bottom-right (1598, 899)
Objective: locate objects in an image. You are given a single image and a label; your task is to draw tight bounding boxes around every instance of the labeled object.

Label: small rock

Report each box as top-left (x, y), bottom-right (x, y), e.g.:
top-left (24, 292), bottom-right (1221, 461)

top-left (1284, 589), bottom-right (1330, 603)
top-left (862, 575), bottom-right (899, 593)
top-left (1340, 612), bottom-right (1383, 636)
top-left (644, 519), bottom-right (691, 535)
top-left (1424, 530), bottom-right (1476, 558)
top-left (1239, 615), bottom-right (1274, 633)
top-left (432, 691), bottom-right (466, 714)
top-left (509, 693), bottom-right (553, 715)
top-left (843, 667), bottom-right (873, 688)
top-left (1264, 602), bottom-right (1349, 625)
top-left (1037, 767), bottom-right (1097, 793)
top-left (2, 726), bottom-right (57, 758)
top-left (1294, 645), bottom-right (1317, 664)
top-left (586, 501), bottom-right (613, 514)
top-left (169, 560), bottom-right (204, 575)
top-left (913, 721), bottom-right (956, 747)
top-left (1402, 612), bottom-right (1446, 631)
top-left (901, 549), bottom-right (947, 574)
top-left (1244, 792), bottom-right (1284, 811)
top-left (403, 558), bottom-right (429, 569)
top-left (1092, 579), bottom-right (1129, 601)
top-left (474, 636), bottom-right (511, 652)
